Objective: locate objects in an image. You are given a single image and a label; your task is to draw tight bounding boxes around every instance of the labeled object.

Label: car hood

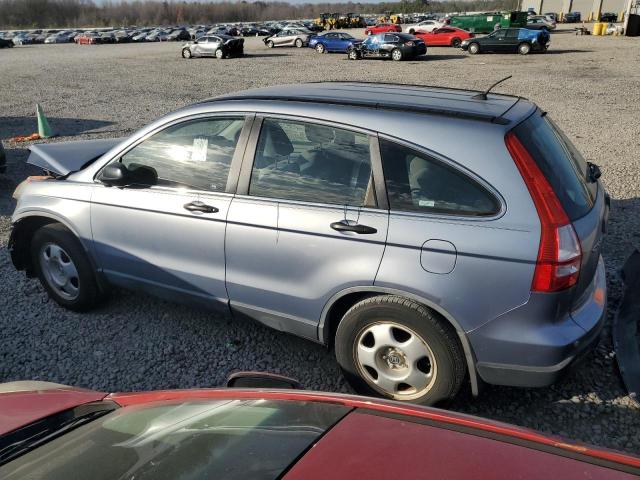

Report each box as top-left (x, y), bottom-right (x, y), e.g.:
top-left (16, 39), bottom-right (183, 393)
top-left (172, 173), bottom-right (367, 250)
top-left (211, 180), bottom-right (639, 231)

top-left (0, 381), bottom-right (106, 436)
top-left (27, 137), bottom-right (125, 176)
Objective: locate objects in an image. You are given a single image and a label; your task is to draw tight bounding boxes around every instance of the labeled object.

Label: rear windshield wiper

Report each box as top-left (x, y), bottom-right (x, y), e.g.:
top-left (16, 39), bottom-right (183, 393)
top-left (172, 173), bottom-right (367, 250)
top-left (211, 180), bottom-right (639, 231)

top-left (0, 401), bottom-right (118, 466)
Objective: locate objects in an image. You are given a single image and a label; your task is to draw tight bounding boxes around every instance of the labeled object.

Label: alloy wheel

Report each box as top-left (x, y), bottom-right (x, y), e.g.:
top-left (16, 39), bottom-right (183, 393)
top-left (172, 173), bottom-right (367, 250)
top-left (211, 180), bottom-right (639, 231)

top-left (39, 242), bottom-right (80, 301)
top-left (354, 321), bottom-right (438, 400)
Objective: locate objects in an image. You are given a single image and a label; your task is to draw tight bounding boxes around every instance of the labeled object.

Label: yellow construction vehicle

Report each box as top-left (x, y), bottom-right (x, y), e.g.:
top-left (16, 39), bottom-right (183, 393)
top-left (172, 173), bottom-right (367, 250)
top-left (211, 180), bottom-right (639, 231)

top-left (346, 13), bottom-right (366, 28)
top-left (314, 13), bottom-right (329, 29)
top-left (314, 13), bottom-right (337, 30)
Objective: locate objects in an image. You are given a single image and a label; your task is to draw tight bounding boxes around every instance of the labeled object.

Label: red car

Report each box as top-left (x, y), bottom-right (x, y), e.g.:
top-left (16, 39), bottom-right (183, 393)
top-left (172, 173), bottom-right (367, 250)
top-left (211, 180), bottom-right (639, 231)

top-left (0, 375), bottom-right (638, 479)
top-left (415, 26), bottom-right (474, 48)
top-left (75, 33), bottom-right (101, 45)
top-left (364, 23), bottom-right (402, 35)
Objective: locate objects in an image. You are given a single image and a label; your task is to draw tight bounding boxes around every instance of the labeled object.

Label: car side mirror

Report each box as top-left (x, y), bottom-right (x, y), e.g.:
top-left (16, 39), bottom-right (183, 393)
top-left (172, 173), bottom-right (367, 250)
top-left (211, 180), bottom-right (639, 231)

top-left (100, 163), bottom-right (129, 186)
top-left (226, 371), bottom-right (303, 390)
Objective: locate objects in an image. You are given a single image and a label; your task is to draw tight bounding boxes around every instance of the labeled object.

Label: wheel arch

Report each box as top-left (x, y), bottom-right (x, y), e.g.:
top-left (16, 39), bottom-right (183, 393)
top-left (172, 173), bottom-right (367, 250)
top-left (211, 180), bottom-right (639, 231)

top-left (9, 212), bottom-right (107, 291)
top-left (318, 286), bottom-right (480, 396)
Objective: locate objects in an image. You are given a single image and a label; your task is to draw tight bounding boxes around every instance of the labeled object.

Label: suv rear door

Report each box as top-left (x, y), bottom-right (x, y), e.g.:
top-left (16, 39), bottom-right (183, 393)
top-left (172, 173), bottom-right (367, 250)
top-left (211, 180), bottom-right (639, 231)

top-left (224, 117), bottom-right (389, 341)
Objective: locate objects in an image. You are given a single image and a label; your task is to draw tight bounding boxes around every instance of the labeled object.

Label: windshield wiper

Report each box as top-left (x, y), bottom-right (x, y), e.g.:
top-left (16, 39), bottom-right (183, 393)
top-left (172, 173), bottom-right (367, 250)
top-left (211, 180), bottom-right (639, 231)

top-left (0, 401), bottom-right (118, 466)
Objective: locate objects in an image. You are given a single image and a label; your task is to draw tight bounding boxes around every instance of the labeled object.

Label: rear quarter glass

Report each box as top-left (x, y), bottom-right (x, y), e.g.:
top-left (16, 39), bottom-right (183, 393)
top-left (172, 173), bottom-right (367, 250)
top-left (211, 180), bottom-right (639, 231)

top-left (513, 113), bottom-right (596, 221)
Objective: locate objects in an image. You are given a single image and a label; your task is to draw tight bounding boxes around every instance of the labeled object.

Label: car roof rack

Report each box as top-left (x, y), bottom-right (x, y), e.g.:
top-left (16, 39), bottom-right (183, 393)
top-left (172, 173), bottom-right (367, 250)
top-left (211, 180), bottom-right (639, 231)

top-left (199, 82), bottom-right (524, 125)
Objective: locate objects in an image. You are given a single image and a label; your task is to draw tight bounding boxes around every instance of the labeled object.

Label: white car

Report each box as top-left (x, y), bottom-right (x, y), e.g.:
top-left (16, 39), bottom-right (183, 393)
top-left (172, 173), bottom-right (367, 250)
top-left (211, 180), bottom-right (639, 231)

top-left (404, 20), bottom-right (444, 34)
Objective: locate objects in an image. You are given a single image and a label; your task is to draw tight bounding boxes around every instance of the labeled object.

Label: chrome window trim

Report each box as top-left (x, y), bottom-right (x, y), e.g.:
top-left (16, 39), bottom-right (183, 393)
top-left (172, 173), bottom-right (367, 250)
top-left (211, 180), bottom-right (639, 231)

top-left (377, 133), bottom-right (507, 222)
top-left (237, 113), bottom-right (385, 210)
top-left (92, 112), bottom-right (253, 195)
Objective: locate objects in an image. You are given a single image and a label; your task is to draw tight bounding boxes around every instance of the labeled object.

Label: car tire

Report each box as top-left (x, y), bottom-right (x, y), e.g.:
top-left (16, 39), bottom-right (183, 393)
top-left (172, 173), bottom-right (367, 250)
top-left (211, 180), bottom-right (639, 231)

top-left (31, 224), bottom-right (105, 312)
top-left (518, 42), bottom-right (531, 55)
top-left (295, 38), bottom-right (303, 48)
top-left (468, 42), bottom-right (480, 54)
top-left (451, 37), bottom-right (461, 48)
top-left (334, 295), bottom-right (466, 406)
top-left (391, 48), bottom-right (403, 61)
top-left (348, 49), bottom-right (359, 60)
top-left (409, 28), bottom-right (415, 34)
top-left (316, 43), bottom-right (325, 53)
top-left (182, 48), bottom-right (192, 58)
top-left (215, 48), bottom-right (224, 59)
top-left (266, 40), bottom-right (274, 48)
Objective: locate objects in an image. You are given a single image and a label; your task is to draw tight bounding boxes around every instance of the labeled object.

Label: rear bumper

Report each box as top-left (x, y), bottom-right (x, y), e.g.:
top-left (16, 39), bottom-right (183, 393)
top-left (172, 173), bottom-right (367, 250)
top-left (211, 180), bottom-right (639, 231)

top-left (470, 255), bottom-right (607, 388)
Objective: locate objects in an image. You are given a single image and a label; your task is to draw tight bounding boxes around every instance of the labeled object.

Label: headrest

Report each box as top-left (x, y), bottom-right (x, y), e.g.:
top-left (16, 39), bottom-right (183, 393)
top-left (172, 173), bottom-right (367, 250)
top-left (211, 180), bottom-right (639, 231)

top-left (333, 129), bottom-right (355, 146)
top-left (305, 123), bottom-right (335, 144)
top-left (261, 122), bottom-right (294, 157)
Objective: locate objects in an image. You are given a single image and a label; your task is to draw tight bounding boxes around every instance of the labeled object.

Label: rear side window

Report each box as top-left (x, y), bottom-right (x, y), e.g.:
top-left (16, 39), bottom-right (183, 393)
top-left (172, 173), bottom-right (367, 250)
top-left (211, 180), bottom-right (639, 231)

top-left (513, 113), bottom-right (596, 220)
top-left (380, 139), bottom-right (500, 216)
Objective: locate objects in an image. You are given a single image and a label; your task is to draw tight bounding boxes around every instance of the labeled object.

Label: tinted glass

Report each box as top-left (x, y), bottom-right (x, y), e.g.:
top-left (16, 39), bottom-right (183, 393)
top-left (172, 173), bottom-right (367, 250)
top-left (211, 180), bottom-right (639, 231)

top-left (0, 399), bottom-right (349, 480)
top-left (513, 113), bottom-right (596, 220)
top-left (380, 139), bottom-right (500, 216)
top-left (118, 117), bottom-right (244, 192)
top-left (384, 34), bottom-right (397, 42)
top-left (506, 29), bottom-right (519, 38)
top-left (250, 119), bottom-right (374, 206)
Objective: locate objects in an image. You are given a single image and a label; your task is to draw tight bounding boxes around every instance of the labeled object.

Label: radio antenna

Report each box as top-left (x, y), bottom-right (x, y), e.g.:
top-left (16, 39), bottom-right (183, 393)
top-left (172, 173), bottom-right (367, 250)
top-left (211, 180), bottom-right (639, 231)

top-left (472, 75), bottom-right (513, 100)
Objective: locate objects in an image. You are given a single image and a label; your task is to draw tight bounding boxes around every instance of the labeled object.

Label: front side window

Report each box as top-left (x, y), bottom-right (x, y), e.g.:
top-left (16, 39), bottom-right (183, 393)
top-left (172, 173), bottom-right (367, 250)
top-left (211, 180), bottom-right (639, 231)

top-left (380, 139), bottom-right (500, 216)
top-left (117, 117), bottom-right (244, 192)
top-left (384, 34), bottom-right (398, 42)
top-left (249, 119), bottom-right (374, 207)
top-left (0, 399), bottom-right (350, 480)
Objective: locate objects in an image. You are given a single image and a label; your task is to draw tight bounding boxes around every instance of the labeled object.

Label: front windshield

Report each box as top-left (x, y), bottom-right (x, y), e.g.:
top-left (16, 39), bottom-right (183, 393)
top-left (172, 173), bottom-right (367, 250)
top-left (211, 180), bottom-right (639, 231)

top-left (0, 399), bottom-right (350, 480)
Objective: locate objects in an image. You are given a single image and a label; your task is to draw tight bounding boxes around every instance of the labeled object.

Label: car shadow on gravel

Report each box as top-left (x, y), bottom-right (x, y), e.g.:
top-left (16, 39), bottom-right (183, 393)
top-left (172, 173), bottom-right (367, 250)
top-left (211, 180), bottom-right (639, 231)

top-left (240, 53), bottom-right (291, 58)
top-left (544, 49), bottom-right (594, 54)
top-left (418, 54), bottom-right (466, 61)
top-left (0, 116), bottom-right (114, 140)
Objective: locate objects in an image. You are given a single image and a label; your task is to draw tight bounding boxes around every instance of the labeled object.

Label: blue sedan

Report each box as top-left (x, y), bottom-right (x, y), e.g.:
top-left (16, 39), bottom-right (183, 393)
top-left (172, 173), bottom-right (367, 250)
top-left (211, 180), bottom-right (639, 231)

top-left (309, 32), bottom-right (361, 53)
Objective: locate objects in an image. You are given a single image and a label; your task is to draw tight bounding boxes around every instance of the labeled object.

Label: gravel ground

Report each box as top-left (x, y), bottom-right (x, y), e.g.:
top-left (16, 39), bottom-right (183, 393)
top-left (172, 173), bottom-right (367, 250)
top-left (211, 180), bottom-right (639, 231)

top-left (1, 26), bottom-right (640, 454)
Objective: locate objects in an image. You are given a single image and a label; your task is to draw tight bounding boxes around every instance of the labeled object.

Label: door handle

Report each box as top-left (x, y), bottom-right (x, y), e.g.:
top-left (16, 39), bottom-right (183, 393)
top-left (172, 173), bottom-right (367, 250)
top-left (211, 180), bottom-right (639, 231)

top-left (183, 201), bottom-right (219, 214)
top-left (330, 220), bottom-right (377, 235)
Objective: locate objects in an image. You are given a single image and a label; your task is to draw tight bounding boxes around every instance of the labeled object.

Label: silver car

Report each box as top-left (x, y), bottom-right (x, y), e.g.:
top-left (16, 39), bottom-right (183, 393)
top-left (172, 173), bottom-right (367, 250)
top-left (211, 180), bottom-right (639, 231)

top-left (263, 29), bottom-right (312, 48)
top-left (182, 34), bottom-right (244, 59)
top-left (10, 82), bottom-right (608, 405)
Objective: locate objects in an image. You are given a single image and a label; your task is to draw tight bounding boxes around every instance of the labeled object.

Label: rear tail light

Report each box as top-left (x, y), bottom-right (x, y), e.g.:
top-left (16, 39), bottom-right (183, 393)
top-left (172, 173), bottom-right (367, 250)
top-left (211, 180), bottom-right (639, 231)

top-left (505, 132), bottom-right (582, 292)
top-left (470, 33), bottom-right (475, 37)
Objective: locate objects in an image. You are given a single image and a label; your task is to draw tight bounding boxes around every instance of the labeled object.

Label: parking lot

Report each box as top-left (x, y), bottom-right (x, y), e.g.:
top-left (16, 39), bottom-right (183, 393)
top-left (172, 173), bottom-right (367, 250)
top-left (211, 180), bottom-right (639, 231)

top-left (1, 25), bottom-right (639, 454)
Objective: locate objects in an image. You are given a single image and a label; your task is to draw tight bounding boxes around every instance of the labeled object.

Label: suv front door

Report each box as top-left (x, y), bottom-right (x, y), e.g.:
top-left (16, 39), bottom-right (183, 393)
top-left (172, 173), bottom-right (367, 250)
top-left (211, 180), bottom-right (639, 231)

top-left (224, 117), bottom-right (389, 340)
top-left (91, 115), bottom-right (251, 310)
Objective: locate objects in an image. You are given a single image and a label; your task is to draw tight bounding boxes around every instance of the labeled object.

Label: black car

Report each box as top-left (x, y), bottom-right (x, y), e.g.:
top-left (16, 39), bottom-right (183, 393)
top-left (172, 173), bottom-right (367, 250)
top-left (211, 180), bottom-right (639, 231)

top-left (563, 12), bottom-right (581, 23)
top-left (240, 26), bottom-right (259, 36)
top-left (461, 28), bottom-right (550, 55)
top-left (257, 26), bottom-right (279, 36)
top-left (600, 12), bottom-right (618, 22)
top-left (0, 37), bottom-right (13, 48)
top-left (347, 32), bottom-right (426, 61)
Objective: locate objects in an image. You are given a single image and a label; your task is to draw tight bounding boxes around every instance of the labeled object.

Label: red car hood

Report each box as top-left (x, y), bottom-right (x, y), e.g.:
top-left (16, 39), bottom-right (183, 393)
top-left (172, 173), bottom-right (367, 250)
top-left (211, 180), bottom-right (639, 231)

top-left (0, 381), bottom-right (106, 436)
